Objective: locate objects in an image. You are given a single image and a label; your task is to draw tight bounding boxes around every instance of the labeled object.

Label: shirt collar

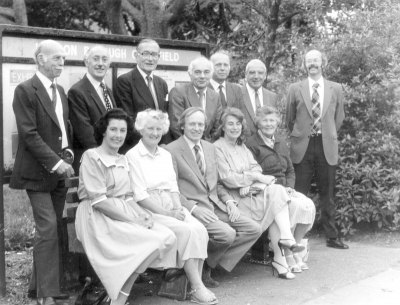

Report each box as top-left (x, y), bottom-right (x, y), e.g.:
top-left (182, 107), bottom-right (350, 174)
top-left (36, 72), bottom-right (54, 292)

top-left (210, 79), bottom-right (225, 91)
top-left (308, 76), bottom-right (324, 88)
top-left (193, 85), bottom-right (207, 95)
top-left (258, 130), bottom-right (275, 147)
top-left (137, 66), bottom-right (153, 81)
top-left (86, 73), bottom-right (104, 90)
top-left (246, 83), bottom-right (261, 95)
top-left (183, 134), bottom-right (202, 151)
top-left (36, 71), bottom-right (54, 89)
top-left (137, 139), bottom-right (160, 157)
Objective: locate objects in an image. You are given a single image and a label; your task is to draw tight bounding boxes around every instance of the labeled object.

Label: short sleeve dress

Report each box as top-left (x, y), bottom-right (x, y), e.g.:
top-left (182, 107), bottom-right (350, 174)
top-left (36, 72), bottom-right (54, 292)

top-left (75, 149), bottom-right (177, 300)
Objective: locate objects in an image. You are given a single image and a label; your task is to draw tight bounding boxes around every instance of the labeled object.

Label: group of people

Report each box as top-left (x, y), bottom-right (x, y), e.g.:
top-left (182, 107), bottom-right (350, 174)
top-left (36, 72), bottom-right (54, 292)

top-left (9, 37), bottom-right (347, 305)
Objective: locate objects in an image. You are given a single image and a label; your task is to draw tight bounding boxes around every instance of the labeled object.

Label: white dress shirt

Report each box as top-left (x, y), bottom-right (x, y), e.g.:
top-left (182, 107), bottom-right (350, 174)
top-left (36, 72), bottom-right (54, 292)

top-left (246, 83), bottom-right (264, 111)
top-left (210, 79), bottom-right (226, 100)
top-left (183, 135), bottom-right (207, 173)
top-left (86, 73), bottom-right (112, 109)
top-left (137, 66), bottom-right (158, 105)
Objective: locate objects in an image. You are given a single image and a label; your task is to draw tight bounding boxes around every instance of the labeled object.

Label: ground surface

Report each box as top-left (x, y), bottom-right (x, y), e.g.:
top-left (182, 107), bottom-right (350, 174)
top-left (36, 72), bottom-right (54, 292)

top-left (1, 232), bottom-right (400, 305)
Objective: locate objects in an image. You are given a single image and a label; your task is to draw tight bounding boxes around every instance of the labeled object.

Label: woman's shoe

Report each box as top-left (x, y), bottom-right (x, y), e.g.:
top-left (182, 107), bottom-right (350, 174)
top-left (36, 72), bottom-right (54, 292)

top-left (189, 287), bottom-right (218, 305)
top-left (297, 261), bottom-right (309, 270)
top-left (277, 239), bottom-right (305, 256)
top-left (293, 253), bottom-right (309, 270)
top-left (271, 260), bottom-right (295, 280)
top-left (288, 264), bottom-right (302, 273)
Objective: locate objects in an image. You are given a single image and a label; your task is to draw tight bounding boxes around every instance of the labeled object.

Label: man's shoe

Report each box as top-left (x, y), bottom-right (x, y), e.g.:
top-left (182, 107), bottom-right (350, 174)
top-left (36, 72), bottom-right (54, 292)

top-left (202, 265), bottom-right (219, 288)
top-left (326, 238), bottom-right (349, 249)
top-left (36, 297), bottom-right (56, 305)
top-left (28, 290), bottom-right (69, 299)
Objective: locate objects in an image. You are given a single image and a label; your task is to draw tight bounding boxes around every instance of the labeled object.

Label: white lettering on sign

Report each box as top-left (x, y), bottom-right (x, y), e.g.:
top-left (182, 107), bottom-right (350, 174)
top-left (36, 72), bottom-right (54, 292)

top-left (10, 70), bottom-right (36, 84)
top-left (159, 51), bottom-right (179, 62)
top-left (63, 44), bottom-right (77, 56)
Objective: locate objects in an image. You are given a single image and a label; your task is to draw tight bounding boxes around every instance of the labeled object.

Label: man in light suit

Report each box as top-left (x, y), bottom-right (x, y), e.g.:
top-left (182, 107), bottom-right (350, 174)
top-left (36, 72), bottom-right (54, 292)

top-left (169, 57), bottom-right (222, 141)
top-left (286, 49), bottom-right (348, 249)
top-left (115, 38), bottom-right (169, 150)
top-left (68, 45), bottom-right (116, 173)
top-left (10, 40), bottom-right (75, 305)
top-left (166, 107), bottom-right (262, 288)
top-left (240, 59), bottom-right (277, 137)
top-left (209, 51), bottom-right (243, 109)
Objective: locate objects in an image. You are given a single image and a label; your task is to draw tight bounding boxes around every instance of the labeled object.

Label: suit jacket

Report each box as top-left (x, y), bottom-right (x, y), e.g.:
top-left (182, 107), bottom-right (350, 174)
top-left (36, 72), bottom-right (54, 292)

top-left (285, 78), bottom-right (345, 165)
top-left (240, 85), bottom-right (278, 137)
top-left (68, 74), bottom-right (116, 172)
top-left (245, 133), bottom-right (295, 188)
top-left (168, 83), bottom-right (222, 141)
top-left (165, 136), bottom-right (231, 214)
top-left (208, 81), bottom-right (243, 109)
top-left (10, 74), bottom-right (72, 191)
top-left (115, 67), bottom-right (169, 147)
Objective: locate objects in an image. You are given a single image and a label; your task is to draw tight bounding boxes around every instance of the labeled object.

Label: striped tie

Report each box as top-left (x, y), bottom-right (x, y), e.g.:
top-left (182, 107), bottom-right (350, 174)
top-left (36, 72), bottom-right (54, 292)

top-left (311, 83), bottom-right (321, 134)
top-left (193, 144), bottom-right (205, 176)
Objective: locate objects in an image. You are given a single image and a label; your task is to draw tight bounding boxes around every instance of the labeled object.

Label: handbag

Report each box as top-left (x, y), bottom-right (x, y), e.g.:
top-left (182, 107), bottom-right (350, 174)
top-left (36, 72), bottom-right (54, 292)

top-left (158, 270), bottom-right (188, 301)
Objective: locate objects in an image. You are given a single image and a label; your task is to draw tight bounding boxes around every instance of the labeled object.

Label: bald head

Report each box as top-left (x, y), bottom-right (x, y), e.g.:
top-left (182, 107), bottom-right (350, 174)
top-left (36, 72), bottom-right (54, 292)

top-left (245, 59), bottom-right (267, 90)
top-left (35, 40), bottom-right (66, 81)
top-left (210, 52), bottom-right (231, 84)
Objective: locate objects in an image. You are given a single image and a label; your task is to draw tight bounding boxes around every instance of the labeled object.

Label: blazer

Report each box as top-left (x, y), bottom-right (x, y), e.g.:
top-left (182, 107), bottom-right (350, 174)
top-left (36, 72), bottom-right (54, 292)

top-left (115, 68), bottom-right (169, 147)
top-left (240, 85), bottom-right (278, 137)
top-left (208, 81), bottom-right (244, 109)
top-left (245, 132), bottom-right (295, 188)
top-left (165, 136), bottom-right (231, 214)
top-left (168, 83), bottom-right (222, 141)
top-left (10, 74), bottom-right (72, 191)
top-left (68, 74), bottom-right (116, 172)
top-left (285, 78), bottom-right (345, 165)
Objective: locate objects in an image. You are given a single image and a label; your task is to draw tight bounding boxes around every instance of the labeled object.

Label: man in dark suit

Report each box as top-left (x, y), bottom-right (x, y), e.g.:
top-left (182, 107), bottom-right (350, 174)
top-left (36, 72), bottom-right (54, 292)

top-left (68, 45), bottom-right (116, 173)
top-left (240, 59), bottom-right (277, 137)
top-left (115, 38), bottom-right (169, 150)
top-left (209, 51), bottom-right (243, 109)
top-left (10, 40), bottom-right (75, 305)
top-left (169, 57), bottom-right (222, 141)
top-left (286, 49), bottom-right (347, 249)
top-left (166, 107), bottom-right (262, 288)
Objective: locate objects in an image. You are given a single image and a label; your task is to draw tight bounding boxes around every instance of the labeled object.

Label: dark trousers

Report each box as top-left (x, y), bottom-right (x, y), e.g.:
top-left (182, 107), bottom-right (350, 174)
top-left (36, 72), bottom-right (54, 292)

top-left (27, 179), bottom-right (68, 298)
top-left (293, 134), bottom-right (338, 239)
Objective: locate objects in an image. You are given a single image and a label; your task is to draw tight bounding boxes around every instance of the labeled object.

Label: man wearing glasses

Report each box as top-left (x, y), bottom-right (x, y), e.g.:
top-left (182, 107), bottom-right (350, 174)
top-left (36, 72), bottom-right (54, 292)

top-left (286, 49), bottom-right (348, 249)
top-left (115, 38), bottom-right (170, 150)
top-left (168, 57), bottom-right (222, 141)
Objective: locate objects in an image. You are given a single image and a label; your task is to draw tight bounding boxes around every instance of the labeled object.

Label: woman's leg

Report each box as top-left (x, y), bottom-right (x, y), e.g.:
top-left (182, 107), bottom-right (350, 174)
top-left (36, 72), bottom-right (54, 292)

top-left (285, 223), bottom-right (309, 268)
top-left (273, 205), bottom-right (295, 240)
top-left (184, 258), bottom-right (215, 301)
top-left (112, 272), bottom-right (140, 305)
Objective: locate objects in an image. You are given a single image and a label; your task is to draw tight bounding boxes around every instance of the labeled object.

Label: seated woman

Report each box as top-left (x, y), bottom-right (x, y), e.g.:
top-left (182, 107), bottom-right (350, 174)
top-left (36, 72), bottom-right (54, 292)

top-left (214, 107), bottom-right (305, 280)
top-left (75, 109), bottom-right (178, 305)
top-left (245, 105), bottom-right (316, 272)
top-left (126, 109), bottom-right (217, 305)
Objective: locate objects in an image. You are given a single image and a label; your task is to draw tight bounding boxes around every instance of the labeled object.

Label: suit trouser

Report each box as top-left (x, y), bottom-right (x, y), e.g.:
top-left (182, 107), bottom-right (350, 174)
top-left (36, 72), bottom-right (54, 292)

top-left (205, 206), bottom-right (262, 272)
top-left (293, 134), bottom-right (338, 239)
top-left (27, 179), bottom-right (67, 298)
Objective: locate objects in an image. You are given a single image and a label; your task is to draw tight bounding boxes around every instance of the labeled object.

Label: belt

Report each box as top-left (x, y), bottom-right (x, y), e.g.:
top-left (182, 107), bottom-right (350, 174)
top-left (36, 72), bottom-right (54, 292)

top-left (310, 133), bottom-right (322, 137)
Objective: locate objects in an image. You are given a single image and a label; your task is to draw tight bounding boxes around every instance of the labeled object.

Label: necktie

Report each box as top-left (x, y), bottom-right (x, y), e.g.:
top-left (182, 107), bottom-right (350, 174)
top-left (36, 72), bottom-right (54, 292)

top-left (146, 76), bottom-right (159, 110)
top-left (218, 85), bottom-right (227, 108)
top-left (99, 83), bottom-right (112, 111)
top-left (193, 144), bottom-right (205, 176)
top-left (198, 90), bottom-right (205, 110)
top-left (254, 90), bottom-right (261, 110)
top-left (311, 83), bottom-right (321, 134)
top-left (50, 83), bottom-right (57, 109)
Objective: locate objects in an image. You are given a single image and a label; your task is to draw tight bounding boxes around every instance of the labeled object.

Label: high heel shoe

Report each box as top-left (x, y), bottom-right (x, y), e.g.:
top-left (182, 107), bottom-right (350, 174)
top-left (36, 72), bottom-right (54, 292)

top-left (293, 253), bottom-right (309, 270)
top-left (277, 239), bottom-right (305, 256)
top-left (271, 260), bottom-right (295, 280)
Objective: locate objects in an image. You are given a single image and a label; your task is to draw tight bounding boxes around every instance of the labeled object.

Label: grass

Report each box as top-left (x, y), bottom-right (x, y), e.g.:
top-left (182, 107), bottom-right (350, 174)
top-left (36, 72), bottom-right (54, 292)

top-left (3, 185), bottom-right (34, 250)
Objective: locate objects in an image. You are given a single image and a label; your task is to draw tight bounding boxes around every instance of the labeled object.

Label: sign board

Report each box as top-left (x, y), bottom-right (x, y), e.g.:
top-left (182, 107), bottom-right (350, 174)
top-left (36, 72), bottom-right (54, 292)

top-left (0, 26), bottom-right (209, 178)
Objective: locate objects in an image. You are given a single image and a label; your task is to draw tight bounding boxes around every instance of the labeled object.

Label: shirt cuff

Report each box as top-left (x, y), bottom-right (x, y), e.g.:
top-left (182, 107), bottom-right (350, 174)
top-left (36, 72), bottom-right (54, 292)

top-left (225, 200), bottom-right (237, 206)
top-left (51, 159), bottom-right (64, 172)
top-left (126, 197), bottom-right (134, 202)
top-left (91, 195), bottom-right (107, 206)
top-left (65, 148), bottom-right (74, 160)
top-left (190, 205), bottom-right (197, 214)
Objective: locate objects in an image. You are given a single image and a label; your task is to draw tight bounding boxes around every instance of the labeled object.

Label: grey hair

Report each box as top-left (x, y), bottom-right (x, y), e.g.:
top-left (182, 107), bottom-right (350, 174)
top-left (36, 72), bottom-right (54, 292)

top-left (135, 109), bottom-right (170, 135)
top-left (83, 45), bottom-right (110, 62)
top-left (137, 38), bottom-right (160, 52)
top-left (188, 57), bottom-right (214, 75)
top-left (210, 50), bottom-right (231, 63)
top-left (255, 105), bottom-right (281, 128)
top-left (34, 39), bottom-right (63, 64)
top-left (245, 59), bottom-right (267, 74)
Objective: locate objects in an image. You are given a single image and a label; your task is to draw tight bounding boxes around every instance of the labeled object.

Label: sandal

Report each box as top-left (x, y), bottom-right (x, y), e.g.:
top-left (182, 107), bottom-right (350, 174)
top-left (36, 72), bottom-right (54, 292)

top-left (189, 287), bottom-right (218, 305)
top-left (249, 258), bottom-right (271, 266)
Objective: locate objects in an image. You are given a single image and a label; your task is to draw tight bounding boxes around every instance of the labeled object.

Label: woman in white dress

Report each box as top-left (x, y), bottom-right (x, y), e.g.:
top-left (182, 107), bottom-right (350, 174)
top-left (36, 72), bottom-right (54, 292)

top-left (75, 109), bottom-right (177, 305)
top-left (245, 106), bottom-right (315, 272)
top-left (126, 109), bottom-right (217, 305)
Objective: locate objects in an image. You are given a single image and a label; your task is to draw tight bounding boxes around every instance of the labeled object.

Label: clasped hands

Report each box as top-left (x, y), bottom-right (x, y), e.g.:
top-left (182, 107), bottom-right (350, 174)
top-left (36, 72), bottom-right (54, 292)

top-left (137, 212), bottom-right (154, 229)
top-left (239, 173), bottom-right (275, 197)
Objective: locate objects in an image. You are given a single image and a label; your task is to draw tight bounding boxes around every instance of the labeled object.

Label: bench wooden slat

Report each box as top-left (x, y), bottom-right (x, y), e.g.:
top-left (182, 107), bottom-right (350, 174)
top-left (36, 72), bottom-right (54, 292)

top-left (66, 192), bottom-right (80, 204)
top-left (65, 176), bottom-right (79, 188)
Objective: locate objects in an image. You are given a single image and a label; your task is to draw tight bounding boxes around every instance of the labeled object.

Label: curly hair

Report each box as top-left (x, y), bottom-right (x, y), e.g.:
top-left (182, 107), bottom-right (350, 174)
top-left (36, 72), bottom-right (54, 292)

top-left (213, 107), bottom-right (247, 145)
top-left (93, 108), bottom-right (134, 146)
top-left (135, 109), bottom-right (170, 135)
top-left (255, 105), bottom-right (281, 128)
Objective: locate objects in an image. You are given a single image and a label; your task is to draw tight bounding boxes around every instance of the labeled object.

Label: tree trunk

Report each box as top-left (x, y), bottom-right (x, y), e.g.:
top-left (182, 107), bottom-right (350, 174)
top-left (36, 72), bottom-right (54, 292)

top-left (263, 0), bottom-right (280, 76)
top-left (102, 0), bottom-right (127, 35)
top-left (13, 0), bottom-right (27, 26)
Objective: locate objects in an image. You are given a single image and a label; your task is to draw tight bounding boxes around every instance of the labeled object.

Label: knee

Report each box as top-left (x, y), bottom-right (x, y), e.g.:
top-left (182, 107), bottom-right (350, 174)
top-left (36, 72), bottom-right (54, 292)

top-left (215, 226), bottom-right (236, 246)
top-left (161, 229), bottom-right (178, 251)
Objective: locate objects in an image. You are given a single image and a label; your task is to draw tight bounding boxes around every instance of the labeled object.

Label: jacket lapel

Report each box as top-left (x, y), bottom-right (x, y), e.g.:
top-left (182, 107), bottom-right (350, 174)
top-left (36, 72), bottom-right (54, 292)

top-left (132, 68), bottom-right (154, 108)
top-left (83, 75), bottom-right (107, 113)
top-left (226, 82), bottom-right (234, 107)
top-left (202, 140), bottom-right (214, 187)
top-left (179, 137), bottom-right (206, 186)
top-left (186, 84), bottom-right (202, 108)
top-left (241, 85), bottom-right (256, 123)
top-left (32, 75), bottom-right (60, 129)
top-left (321, 79), bottom-right (332, 119)
top-left (153, 76), bottom-right (165, 110)
top-left (299, 79), bottom-right (313, 118)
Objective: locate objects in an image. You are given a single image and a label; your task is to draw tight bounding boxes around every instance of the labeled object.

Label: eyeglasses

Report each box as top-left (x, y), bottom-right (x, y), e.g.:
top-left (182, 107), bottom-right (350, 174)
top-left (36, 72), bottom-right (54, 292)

top-left (305, 59), bottom-right (322, 64)
top-left (138, 52), bottom-right (160, 59)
